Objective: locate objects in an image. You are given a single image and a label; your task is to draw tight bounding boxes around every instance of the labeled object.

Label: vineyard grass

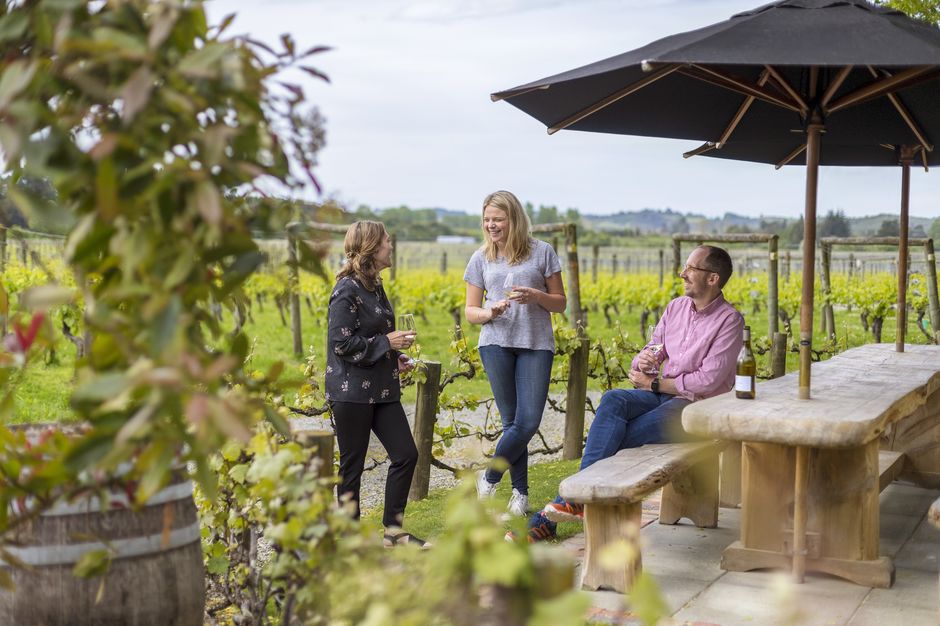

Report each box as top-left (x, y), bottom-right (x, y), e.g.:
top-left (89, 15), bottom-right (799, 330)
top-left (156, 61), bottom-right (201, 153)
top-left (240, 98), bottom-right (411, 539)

top-left (362, 457), bottom-right (584, 541)
top-left (8, 280), bottom-right (932, 423)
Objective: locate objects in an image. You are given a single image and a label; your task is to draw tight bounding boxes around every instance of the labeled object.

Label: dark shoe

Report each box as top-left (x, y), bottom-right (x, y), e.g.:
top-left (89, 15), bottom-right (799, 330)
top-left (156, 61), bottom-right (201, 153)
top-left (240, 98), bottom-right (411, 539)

top-left (383, 529), bottom-right (432, 549)
top-left (542, 499), bottom-right (584, 523)
top-left (524, 512), bottom-right (557, 543)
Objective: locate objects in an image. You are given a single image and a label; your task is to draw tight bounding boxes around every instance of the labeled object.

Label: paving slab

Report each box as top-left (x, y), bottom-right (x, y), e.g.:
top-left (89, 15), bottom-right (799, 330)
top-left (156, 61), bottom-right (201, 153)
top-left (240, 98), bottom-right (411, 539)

top-left (847, 567), bottom-right (939, 626)
top-left (564, 483), bottom-right (940, 626)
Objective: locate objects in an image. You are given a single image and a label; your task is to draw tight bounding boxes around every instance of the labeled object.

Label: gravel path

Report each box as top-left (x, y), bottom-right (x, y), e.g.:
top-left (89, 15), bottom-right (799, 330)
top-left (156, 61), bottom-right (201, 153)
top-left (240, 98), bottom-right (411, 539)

top-left (290, 391), bottom-right (606, 513)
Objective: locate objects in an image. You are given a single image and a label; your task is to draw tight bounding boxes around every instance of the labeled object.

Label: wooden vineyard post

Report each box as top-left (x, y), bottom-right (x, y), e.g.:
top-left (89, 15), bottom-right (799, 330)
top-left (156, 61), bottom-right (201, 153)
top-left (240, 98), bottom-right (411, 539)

top-left (768, 236), bottom-right (779, 335)
top-left (564, 337), bottom-right (589, 461)
top-left (293, 429), bottom-right (335, 479)
top-left (658, 249), bottom-right (665, 286)
top-left (390, 233), bottom-right (397, 281)
top-left (612, 253), bottom-right (618, 276)
top-left (672, 238), bottom-right (682, 276)
top-left (286, 233), bottom-right (303, 357)
top-left (926, 239), bottom-right (940, 344)
top-left (820, 241), bottom-right (835, 339)
top-left (591, 244), bottom-right (599, 282)
top-left (771, 332), bottom-right (788, 379)
top-left (410, 361), bottom-right (442, 501)
top-left (440, 251), bottom-right (447, 275)
top-left (563, 223), bottom-right (588, 460)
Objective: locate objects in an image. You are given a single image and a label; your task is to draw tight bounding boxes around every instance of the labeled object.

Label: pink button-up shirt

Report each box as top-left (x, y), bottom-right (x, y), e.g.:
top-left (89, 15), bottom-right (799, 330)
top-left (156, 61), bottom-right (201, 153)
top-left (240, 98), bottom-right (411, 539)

top-left (632, 294), bottom-right (744, 402)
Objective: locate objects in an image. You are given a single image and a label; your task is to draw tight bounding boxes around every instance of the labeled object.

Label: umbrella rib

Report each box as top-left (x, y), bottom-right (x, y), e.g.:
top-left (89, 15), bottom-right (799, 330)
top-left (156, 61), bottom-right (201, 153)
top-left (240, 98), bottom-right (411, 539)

top-left (775, 144), bottom-right (807, 170)
top-left (683, 142), bottom-right (716, 159)
top-left (682, 65), bottom-right (801, 113)
top-left (866, 66), bottom-right (934, 153)
top-left (827, 66), bottom-right (934, 113)
top-left (715, 69), bottom-right (772, 149)
top-left (490, 84), bottom-right (550, 103)
top-left (819, 66), bottom-right (853, 109)
top-left (546, 64), bottom-right (680, 135)
top-left (763, 65), bottom-right (808, 114)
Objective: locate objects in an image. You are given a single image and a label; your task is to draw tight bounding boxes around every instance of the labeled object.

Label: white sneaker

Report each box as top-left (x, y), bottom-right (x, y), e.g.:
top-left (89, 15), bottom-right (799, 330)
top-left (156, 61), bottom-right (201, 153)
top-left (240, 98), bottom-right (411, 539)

top-left (507, 489), bottom-right (528, 517)
top-left (476, 470), bottom-right (496, 499)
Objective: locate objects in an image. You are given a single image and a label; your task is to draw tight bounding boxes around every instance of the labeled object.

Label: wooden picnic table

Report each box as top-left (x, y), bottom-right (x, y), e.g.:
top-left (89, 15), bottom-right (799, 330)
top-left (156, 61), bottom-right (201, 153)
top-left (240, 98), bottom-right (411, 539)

top-left (682, 343), bottom-right (940, 588)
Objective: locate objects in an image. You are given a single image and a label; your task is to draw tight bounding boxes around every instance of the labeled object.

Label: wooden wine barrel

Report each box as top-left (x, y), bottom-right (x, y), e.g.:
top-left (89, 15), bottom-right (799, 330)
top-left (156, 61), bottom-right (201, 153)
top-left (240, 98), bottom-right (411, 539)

top-left (0, 440), bottom-right (205, 625)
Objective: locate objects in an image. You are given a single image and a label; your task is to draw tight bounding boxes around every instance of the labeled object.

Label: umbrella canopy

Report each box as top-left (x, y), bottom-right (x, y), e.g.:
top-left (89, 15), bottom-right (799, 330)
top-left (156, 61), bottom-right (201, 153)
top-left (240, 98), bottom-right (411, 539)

top-left (492, 0), bottom-right (940, 400)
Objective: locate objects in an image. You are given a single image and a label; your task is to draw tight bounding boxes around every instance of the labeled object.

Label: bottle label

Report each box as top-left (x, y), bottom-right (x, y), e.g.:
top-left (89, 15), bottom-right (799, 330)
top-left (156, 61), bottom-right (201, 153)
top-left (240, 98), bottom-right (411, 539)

top-left (735, 375), bottom-right (753, 392)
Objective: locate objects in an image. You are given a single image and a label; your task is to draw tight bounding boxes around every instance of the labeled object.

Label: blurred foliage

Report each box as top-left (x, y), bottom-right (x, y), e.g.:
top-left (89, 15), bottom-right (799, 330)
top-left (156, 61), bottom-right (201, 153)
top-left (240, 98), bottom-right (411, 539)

top-left (198, 422), bottom-right (589, 624)
top-left (0, 0), bottom-right (330, 567)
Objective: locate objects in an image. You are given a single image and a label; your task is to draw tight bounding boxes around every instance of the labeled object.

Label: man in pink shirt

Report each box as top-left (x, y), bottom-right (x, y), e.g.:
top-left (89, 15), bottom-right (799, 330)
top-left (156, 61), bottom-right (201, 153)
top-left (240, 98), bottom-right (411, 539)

top-left (523, 245), bottom-right (744, 542)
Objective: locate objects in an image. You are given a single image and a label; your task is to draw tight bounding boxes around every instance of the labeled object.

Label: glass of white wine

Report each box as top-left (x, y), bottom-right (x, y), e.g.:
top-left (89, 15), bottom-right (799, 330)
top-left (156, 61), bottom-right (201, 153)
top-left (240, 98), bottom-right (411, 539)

top-left (644, 324), bottom-right (663, 375)
top-left (503, 272), bottom-right (521, 300)
top-left (397, 313), bottom-right (417, 364)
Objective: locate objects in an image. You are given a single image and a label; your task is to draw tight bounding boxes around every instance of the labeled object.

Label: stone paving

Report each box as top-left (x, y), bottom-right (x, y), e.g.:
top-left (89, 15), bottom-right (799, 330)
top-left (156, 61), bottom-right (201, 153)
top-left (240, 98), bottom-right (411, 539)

top-left (556, 482), bottom-right (940, 626)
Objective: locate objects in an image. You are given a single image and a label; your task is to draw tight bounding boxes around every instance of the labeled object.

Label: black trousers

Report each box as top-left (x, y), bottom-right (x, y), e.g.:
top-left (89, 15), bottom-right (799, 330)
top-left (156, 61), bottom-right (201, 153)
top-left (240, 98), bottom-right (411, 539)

top-left (331, 400), bottom-right (418, 528)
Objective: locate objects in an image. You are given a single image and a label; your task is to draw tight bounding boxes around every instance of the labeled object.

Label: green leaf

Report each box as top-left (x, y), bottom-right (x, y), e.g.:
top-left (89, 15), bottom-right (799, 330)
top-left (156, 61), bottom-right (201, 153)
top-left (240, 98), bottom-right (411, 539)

top-left (119, 66), bottom-right (154, 123)
top-left (63, 434), bottom-right (113, 473)
top-left (263, 404), bottom-right (290, 438)
top-left (627, 571), bottom-right (671, 626)
top-left (178, 42), bottom-right (228, 78)
top-left (220, 439), bottom-right (243, 462)
top-left (0, 12), bottom-right (29, 45)
top-left (73, 549), bottom-right (112, 578)
top-left (228, 463), bottom-right (248, 484)
top-left (41, 0), bottom-right (86, 10)
top-left (92, 27), bottom-right (147, 57)
top-left (19, 285), bottom-right (76, 310)
top-left (72, 373), bottom-right (131, 404)
top-left (150, 295), bottom-right (182, 357)
top-left (206, 554), bottom-right (229, 576)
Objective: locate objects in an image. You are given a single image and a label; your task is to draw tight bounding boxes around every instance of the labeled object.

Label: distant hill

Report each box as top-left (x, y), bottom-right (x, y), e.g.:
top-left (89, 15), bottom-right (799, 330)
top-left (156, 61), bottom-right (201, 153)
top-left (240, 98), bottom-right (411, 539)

top-left (848, 213), bottom-right (933, 236)
top-left (580, 208), bottom-right (934, 236)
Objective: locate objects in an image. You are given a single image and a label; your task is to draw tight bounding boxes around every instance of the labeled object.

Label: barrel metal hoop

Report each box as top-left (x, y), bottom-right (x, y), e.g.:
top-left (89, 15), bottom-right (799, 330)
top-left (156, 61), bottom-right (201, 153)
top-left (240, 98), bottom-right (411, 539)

top-left (3, 520), bottom-right (201, 566)
top-left (40, 481), bottom-right (194, 517)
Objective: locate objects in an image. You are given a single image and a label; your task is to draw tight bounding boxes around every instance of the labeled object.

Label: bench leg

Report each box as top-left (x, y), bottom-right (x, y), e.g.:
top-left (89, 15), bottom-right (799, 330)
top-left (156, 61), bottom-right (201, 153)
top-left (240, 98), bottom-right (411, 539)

top-left (659, 453), bottom-right (720, 528)
top-left (579, 502), bottom-right (642, 593)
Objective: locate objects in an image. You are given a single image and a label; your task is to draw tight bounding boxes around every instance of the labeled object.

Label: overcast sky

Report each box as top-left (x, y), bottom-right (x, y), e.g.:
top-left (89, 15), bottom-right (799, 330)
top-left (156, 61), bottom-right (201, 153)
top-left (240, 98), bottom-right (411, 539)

top-left (209, 0), bottom-right (940, 219)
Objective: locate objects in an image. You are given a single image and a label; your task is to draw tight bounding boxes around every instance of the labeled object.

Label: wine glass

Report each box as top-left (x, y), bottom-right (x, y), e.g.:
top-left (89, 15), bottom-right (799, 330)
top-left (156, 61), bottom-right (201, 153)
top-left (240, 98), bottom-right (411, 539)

top-left (644, 324), bottom-right (663, 375)
top-left (502, 272), bottom-right (519, 300)
top-left (397, 313), bottom-right (418, 363)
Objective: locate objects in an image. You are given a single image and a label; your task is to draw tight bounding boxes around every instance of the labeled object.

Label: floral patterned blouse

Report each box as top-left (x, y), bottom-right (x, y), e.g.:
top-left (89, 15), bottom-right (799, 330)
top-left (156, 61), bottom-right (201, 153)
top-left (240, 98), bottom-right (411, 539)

top-left (325, 276), bottom-right (400, 404)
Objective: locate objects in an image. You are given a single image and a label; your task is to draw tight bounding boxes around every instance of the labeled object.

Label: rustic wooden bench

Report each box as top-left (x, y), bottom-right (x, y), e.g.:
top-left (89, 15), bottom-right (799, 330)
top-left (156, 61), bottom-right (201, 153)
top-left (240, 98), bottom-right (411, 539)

top-left (557, 440), bottom-right (727, 593)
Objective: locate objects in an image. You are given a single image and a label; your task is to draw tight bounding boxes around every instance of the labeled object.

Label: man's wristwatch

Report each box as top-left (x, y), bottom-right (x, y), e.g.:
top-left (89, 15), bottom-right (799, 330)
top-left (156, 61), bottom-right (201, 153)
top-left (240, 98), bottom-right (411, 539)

top-left (651, 377), bottom-right (660, 393)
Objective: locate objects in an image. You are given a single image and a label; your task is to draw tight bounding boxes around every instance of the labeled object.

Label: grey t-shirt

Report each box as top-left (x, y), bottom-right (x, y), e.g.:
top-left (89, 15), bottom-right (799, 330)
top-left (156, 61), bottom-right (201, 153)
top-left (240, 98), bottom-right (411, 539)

top-left (463, 238), bottom-right (562, 352)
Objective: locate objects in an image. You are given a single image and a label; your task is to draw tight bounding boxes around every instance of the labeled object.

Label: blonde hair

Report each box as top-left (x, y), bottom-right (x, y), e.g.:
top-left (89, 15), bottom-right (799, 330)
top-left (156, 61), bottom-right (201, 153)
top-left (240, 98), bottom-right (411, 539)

top-left (481, 190), bottom-right (531, 265)
top-left (336, 220), bottom-right (387, 289)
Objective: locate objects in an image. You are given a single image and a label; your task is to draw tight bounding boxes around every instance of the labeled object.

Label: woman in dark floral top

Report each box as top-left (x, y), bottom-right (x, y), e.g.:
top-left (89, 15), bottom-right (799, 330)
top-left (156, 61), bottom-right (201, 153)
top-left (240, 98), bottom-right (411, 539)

top-left (326, 221), bottom-right (428, 548)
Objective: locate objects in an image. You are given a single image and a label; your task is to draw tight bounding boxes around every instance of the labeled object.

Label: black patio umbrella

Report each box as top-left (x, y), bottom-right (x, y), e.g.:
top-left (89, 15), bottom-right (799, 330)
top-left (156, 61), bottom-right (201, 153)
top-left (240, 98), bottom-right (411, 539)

top-left (492, 0), bottom-right (940, 401)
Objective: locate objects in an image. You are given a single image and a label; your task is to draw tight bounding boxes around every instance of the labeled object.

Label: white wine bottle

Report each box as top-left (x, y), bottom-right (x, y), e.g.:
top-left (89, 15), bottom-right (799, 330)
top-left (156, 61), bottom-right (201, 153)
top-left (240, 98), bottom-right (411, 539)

top-left (735, 325), bottom-right (756, 400)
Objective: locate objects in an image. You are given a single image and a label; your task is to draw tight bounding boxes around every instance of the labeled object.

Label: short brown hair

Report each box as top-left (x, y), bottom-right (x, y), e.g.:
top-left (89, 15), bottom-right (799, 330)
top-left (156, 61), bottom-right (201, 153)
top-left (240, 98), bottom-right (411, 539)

top-left (699, 245), bottom-right (733, 289)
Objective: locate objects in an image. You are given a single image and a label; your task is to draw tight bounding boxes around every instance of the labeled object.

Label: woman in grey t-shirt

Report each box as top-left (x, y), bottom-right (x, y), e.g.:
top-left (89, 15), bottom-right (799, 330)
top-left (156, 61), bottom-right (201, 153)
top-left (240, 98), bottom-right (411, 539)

top-left (464, 190), bottom-right (566, 518)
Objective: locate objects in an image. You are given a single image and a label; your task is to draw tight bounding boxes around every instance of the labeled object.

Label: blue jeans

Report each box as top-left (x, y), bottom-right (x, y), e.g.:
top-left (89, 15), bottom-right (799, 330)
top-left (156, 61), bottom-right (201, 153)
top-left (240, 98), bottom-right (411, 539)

top-left (532, 389), bottom-right (693, 532)
top-left (479, 345), bottom-right (554, 494)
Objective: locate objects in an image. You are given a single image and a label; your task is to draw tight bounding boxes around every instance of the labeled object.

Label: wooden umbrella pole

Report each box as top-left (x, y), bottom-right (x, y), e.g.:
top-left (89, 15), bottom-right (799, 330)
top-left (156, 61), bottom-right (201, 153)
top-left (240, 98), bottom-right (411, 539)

top-left (799, 114), bottom-right (823, 400)
top-left (897, 148), bottom-right (916, 352)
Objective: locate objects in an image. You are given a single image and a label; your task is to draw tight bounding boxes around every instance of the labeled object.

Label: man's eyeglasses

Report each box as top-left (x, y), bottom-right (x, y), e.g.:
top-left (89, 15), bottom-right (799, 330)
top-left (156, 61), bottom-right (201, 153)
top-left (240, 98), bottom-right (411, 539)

top-left (681, 263), bottom-right (718, 275)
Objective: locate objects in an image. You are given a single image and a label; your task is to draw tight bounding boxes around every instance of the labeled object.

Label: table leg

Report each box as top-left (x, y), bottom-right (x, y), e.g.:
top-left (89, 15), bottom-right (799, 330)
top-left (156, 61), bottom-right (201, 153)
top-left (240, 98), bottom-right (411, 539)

top-left (722, 440), bottom-right (893, 588)
top-left (793, 446), bottom-right (809, 583)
